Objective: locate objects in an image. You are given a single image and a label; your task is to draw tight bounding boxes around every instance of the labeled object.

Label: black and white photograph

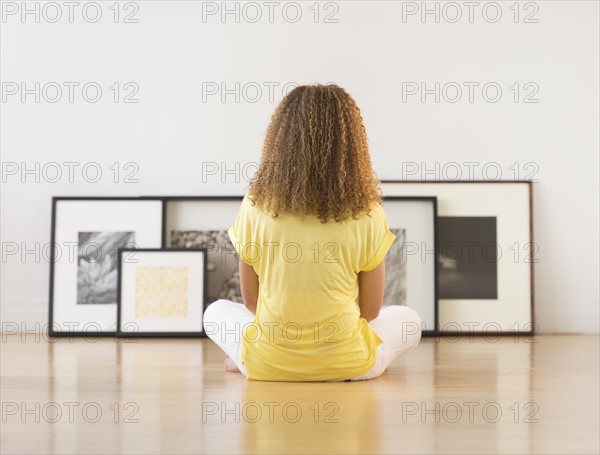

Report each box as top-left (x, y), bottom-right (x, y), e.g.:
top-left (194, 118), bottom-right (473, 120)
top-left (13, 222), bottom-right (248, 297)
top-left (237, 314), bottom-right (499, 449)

top-left (170, 230), bottom-right (243, 304)
top-left (383, 228), bottom-right (407, 307)
top-left (437, 217), bottom-right (498, 300)
top-left (77, 231), bottom-right (136, 305)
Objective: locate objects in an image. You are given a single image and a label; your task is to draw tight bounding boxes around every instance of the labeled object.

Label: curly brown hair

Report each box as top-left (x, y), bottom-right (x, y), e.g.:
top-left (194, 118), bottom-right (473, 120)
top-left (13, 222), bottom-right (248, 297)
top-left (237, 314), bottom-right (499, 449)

top-left (247, 83), bottom-right (383, 223)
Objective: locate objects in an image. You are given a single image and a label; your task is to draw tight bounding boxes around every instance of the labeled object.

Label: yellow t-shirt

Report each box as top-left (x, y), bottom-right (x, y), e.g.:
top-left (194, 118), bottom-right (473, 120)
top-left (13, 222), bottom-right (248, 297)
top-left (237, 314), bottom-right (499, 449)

top-left (227, 193), bottom-right (397, 382)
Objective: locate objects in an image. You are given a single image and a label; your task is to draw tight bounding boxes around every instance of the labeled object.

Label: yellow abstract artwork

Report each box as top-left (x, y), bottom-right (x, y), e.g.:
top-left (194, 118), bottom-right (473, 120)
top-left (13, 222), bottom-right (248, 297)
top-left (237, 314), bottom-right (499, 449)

top-left (135, 266), bottom-right (189, 318)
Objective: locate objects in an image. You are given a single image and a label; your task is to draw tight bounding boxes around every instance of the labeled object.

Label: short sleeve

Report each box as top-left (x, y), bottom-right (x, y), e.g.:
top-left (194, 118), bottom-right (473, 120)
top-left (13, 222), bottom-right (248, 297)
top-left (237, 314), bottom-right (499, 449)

top-left (360, 205), bottom-right (397, 272)
top-left (227, 194), bottom-right (258, 266)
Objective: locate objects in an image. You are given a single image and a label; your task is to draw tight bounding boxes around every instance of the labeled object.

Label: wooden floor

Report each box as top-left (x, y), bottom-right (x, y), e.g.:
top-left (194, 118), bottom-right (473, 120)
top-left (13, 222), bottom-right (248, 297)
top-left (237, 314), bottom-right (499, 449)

top-left (1, 334), bottom-right (598, 454)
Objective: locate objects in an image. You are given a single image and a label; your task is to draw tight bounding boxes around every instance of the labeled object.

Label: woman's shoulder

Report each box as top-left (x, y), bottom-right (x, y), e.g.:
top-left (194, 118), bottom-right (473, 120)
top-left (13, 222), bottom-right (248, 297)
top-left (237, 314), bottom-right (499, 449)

top-left (241, 192), bottom-right (263, 217)
top-left (242, 192), bottom-right (256, 207)
top-left (362, 200), bottom-right (385, 219)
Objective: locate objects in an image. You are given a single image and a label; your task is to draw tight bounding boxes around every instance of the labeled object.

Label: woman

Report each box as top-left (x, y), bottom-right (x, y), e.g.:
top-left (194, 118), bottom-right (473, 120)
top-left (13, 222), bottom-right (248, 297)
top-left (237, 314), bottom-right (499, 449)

top-left (203, 83), bottom-right (422, 381)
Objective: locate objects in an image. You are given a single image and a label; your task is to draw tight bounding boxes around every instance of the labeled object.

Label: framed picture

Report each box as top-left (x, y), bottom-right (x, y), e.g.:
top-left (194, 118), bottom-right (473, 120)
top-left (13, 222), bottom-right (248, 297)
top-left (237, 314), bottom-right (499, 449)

top-left (117, 248), bottom-right (208, 337)
top-left (160, 195), bottom-right (439, 335)
top-left (160, 197), bottom-right (244, 308)
top-left (380, 181), bottom-right (534, 335)
top-left (380, 197), bottom-right (438, 336)
top-left (48, 198), bottom-right (163, 337)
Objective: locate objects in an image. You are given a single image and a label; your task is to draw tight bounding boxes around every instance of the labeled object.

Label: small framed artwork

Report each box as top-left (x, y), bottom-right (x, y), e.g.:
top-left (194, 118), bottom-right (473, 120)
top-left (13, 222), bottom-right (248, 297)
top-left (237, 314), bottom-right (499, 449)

top-left (117, 248), bottom-right (208, 337)
top-left (380, 181), bottom-right (534, 335)
top-left (381, 197), bottom-right (438, 336)
top-left (160, 197), bottom-right (244, 308)
top-left (48, 198), bottom-right (163, 337)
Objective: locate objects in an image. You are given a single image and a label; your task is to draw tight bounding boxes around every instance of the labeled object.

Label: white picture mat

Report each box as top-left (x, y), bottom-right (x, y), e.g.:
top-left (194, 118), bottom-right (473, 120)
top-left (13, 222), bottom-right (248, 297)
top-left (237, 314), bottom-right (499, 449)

top-left (166, 200), bottom-right (242, 242)
top-left (381, 200), bottom-right (436, 331)
top-left (381, 183), bottom-right (532, 331)
top-left (119, 251), bottom-right (206, 333)
top-left (52, 200), bottom-right (163, 332)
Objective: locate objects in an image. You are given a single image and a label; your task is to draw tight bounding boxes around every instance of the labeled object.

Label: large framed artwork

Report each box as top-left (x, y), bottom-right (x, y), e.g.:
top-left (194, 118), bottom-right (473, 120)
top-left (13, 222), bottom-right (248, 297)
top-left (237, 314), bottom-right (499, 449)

top-left (160, 197), bottom-right (244, 308)
top-left (160, 195), bottom-right (439, 335)
top-left (48, 198), bottom-right (163, 337)
top-left (380, 181), bottom-right (534, 335)
top-left (380, 197), bottom-right (438, 336)
top-left (117, 248), bottom-right (208, 337)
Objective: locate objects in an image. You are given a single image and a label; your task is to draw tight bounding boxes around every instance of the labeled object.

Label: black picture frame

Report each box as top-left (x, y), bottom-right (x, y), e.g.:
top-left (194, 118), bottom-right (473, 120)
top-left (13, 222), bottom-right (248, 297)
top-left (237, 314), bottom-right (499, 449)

top-left (116, 248), bottom-right (209, 338)
top-left (157, 194), bottom-right (439, 337)
top-left (380, 196), bottom-right (439, 337)
top-left (48, 197), bottom-right (164, 338)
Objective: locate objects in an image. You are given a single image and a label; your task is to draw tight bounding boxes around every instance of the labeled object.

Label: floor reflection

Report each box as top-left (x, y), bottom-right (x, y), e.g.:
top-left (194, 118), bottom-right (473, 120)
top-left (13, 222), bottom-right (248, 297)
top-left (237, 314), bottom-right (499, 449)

top-left (240, 379), bottom-right (381, 454)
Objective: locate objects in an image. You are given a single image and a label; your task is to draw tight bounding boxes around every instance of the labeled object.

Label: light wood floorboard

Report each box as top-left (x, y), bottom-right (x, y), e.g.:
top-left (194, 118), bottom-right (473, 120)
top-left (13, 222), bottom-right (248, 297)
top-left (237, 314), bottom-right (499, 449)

top-left (1, 334), bottom-right (598, 454)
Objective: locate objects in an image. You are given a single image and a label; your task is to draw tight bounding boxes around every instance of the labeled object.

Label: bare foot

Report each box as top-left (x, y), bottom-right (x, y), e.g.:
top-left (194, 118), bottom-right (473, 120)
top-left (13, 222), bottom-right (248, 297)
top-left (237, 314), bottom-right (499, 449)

top-left (224, 356), bottom-right (241, 372)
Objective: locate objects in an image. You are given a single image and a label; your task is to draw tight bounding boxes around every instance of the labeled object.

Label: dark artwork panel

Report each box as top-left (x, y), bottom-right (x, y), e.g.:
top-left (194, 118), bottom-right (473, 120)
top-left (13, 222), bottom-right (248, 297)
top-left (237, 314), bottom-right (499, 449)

top-left (437, 217), bottom-right (498, 300)
top-left (171, 230), bottom-right (243, 304)
top-left (77, 231), bottom-right (136, 305)
top-left (383, 228), bottom-right (407, 306)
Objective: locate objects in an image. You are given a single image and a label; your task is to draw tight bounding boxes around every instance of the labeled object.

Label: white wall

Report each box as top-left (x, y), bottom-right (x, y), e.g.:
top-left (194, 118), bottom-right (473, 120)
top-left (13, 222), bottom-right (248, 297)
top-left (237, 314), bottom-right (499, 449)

top-left (1, 1), bottom-right (598, 333)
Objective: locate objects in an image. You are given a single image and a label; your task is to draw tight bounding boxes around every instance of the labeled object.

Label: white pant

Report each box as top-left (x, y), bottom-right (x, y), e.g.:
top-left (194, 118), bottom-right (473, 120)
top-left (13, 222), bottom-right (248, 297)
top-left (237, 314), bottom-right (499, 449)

top-left (203, 299), bottom-right (422, 381)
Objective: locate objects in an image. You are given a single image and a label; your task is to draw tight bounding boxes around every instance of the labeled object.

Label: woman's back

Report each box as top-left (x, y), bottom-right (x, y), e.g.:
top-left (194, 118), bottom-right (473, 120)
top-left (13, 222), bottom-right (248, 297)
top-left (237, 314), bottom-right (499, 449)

top-left (228, 193), bottom-right (396, 381)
